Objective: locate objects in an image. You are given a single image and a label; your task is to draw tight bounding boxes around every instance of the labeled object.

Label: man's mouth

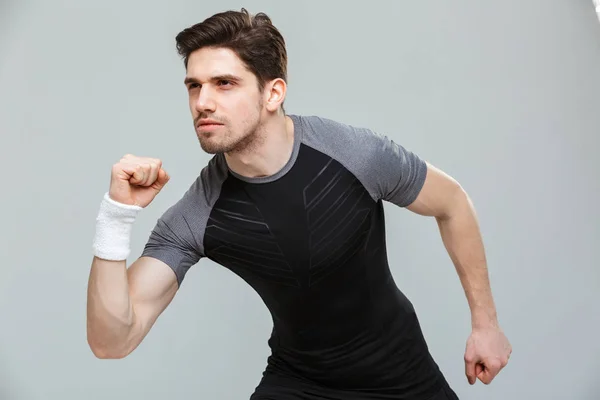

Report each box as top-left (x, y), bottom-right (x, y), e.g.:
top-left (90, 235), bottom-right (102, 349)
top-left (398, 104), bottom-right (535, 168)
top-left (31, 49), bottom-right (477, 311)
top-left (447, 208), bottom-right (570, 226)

top-left (197, 119), bottom-right (223, 127)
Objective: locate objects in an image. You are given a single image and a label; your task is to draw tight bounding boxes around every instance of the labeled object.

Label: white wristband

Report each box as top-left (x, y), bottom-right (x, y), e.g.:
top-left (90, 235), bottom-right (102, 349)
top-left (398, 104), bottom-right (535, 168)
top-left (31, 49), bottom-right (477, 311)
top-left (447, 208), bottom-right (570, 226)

top-left (92, 192), bottom-right (143, 261)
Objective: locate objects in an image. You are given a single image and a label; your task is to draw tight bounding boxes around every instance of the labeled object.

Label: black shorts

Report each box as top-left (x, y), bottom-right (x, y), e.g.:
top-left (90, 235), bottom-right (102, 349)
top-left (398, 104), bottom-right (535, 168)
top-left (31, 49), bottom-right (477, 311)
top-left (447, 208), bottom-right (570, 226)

top-left (249, 373), bottom-right (460, 400)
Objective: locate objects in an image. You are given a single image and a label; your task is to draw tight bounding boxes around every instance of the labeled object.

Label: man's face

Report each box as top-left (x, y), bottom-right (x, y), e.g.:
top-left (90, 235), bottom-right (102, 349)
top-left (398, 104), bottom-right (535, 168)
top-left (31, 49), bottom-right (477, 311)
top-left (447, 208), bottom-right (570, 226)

top-left (184, 47), bottom-right (265, 154)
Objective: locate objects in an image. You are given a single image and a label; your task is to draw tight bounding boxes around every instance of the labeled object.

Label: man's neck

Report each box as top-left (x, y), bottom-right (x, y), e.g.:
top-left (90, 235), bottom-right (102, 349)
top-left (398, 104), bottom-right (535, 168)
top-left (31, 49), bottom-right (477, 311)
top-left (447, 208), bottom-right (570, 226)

top-left (224, 114), bottom-right (294, 179)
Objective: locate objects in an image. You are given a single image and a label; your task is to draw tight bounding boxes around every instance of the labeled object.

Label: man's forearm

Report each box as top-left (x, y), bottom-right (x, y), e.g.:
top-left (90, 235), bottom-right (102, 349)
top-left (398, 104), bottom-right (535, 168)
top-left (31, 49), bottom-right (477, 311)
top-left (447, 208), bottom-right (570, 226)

top-left (435, 191), bottom-right (498, 329)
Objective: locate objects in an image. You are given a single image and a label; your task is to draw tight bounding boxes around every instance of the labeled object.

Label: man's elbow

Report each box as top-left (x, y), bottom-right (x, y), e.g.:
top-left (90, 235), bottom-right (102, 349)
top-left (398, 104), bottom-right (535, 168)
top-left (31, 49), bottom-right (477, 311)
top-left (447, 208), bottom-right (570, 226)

top-left (87, 337), bottom-right (132, 359)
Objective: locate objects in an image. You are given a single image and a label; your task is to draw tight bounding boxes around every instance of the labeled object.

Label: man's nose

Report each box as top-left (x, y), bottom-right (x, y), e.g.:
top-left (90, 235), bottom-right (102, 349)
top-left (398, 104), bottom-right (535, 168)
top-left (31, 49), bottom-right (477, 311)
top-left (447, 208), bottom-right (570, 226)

top-left (195, 87), bottom-right (216, 112)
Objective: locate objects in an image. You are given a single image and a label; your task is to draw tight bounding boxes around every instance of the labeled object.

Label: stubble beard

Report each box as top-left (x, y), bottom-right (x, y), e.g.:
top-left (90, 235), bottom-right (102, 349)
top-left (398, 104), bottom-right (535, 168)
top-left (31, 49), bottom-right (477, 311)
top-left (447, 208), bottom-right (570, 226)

top-left (198, 118), bottom-right (263, 155)
top-left (197, 102), bottom-right (264, 155)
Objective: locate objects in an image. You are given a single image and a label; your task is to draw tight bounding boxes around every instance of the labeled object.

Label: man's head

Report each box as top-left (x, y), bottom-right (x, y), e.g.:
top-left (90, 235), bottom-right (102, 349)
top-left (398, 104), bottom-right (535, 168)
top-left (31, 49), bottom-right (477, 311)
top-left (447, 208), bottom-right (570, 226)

top-left (175, 8), bottom-right (288, 154)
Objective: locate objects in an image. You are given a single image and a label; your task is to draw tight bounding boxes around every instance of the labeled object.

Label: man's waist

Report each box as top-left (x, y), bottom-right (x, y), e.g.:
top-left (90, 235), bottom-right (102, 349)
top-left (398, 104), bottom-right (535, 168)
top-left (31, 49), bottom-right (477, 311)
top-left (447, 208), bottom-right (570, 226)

top-left (272, 304), bottom-right (419, 349)
top-left (265, 318), bottom-right (438, 393)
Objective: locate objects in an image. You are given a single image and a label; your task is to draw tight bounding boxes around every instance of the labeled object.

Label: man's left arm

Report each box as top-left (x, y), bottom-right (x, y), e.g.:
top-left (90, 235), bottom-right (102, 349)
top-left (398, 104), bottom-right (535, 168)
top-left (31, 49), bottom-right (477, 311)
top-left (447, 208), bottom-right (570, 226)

top-left (314, 120), bottom-right (511, 385)
top-left (405, 161), bottom-right (512, 385)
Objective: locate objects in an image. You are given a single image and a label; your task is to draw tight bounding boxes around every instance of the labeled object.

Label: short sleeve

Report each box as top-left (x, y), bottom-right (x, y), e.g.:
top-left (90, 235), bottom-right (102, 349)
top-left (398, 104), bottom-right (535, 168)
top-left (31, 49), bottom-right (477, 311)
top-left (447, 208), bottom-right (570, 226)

top-left (140, 202), bottom-right (202, 286)
top-left (363, 131), bottom-right (428, 207)
top-left (139, 160), bottom-right (227, 286)
top-left (297, 115), bottom-right (428, 207)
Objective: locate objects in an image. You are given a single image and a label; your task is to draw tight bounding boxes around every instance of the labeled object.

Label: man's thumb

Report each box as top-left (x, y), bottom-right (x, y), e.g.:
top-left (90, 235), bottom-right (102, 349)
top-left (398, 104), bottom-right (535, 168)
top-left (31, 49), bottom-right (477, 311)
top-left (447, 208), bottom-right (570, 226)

top-left (476, 363), bottom-right (484, 378)
top-left (155, 168), bottom-right (170, 188)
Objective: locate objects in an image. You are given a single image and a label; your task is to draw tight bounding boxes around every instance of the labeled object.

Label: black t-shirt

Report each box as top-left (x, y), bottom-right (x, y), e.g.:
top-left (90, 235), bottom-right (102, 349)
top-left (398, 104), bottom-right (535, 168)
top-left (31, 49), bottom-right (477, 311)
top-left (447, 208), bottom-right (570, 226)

top-left (141, 114), bottom-right (449, 399)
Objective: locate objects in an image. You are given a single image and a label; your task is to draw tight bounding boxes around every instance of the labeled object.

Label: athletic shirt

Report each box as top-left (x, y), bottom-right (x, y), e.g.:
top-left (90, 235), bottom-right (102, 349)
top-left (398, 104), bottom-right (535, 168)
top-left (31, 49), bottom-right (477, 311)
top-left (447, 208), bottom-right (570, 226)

top-left (140, 114), bottom-right (448, 399)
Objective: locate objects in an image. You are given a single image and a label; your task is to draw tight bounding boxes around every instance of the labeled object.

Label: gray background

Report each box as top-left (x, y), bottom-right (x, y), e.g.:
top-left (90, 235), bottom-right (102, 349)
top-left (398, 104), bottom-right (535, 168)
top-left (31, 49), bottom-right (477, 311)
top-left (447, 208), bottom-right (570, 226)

top-left (1, 1), bottom-right (599, 399)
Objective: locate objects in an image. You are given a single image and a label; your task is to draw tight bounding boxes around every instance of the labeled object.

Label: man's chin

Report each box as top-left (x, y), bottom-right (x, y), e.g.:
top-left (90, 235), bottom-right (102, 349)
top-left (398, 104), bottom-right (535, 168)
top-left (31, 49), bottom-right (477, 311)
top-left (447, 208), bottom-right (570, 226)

top-left (198, 139), bottom-right (232, 155)
top-left (199, 144), bottom-right (221, 155)
top-left (197, 130), bottom-right (256, 155)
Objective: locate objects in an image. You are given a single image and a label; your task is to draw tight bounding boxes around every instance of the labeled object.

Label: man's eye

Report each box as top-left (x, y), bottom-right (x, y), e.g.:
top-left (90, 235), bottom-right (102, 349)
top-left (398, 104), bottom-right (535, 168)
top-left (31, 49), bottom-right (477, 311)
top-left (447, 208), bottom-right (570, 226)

top-left (218, 80), bottom-right (231, 86)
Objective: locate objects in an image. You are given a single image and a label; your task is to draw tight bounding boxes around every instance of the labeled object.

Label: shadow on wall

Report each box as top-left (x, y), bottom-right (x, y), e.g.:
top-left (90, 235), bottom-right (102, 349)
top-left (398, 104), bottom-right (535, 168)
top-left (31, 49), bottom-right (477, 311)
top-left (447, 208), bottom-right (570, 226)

top-left (0, 384), bottom-right (21, 400)
top-left (583, 359), bottom-right (600, 400)
top-left (0, 366), bottom-right (31, 400)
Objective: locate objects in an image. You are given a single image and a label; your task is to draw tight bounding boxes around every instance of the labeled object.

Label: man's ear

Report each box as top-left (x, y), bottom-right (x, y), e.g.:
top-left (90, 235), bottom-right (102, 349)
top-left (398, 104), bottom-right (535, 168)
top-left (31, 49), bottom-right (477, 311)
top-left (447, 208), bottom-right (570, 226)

top-left (264, 78), bottom-right (287, 112)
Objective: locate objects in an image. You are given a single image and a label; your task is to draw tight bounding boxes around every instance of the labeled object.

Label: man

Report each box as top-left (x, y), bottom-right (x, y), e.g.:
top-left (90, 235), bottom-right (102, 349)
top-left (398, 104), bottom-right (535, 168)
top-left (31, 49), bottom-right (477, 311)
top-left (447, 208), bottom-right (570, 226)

top-left (87, 8), bottom-right (511, 400)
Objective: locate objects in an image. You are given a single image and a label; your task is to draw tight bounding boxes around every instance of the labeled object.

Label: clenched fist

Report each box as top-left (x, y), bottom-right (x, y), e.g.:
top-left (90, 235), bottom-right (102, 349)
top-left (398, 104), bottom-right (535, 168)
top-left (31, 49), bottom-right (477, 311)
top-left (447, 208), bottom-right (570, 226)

top-left (109, 154), bottom-right (170, 208)
top-left (464, 325), bottom-right (512, 385)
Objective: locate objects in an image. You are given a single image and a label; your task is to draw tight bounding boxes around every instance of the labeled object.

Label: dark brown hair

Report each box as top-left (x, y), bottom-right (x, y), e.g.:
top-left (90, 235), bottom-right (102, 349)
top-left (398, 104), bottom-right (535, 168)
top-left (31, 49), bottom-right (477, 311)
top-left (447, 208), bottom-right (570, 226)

top-left (175, 8), bottom-right (288, 94)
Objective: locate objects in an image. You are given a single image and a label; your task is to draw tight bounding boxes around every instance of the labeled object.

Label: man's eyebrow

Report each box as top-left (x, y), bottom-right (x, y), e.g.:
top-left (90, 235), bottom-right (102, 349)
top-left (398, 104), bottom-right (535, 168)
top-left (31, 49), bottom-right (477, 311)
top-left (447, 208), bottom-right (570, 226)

top-left (184, 74), bottom-right (242, 85)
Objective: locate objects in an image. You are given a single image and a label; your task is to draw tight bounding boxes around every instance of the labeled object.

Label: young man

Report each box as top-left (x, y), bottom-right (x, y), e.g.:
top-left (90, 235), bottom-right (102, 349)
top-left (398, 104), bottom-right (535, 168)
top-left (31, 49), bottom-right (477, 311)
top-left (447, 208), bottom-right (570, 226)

top-left (87, 8), bottom-right (511, 400)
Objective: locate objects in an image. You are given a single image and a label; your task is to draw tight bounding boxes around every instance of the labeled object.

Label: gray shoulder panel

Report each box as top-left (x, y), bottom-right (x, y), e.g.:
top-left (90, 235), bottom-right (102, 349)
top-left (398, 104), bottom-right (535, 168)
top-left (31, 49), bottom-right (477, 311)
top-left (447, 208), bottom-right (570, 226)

top-left (295, 115), bottom-right (427, 207)
top-left (140, 154), bottom-right (228, 286)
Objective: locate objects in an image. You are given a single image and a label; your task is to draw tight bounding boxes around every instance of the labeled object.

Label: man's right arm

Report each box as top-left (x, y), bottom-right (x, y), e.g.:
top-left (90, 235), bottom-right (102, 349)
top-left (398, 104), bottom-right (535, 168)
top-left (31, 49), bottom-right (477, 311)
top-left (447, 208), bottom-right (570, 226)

top-left (86, 154), bottom-right (190, 359)
top-left (86, 255), bottom-right (178, 359)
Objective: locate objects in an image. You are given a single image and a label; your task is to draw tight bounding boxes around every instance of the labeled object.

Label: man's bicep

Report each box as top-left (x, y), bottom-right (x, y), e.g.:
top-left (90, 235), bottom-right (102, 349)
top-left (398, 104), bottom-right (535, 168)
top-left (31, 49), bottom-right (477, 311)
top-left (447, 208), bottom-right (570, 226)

top-left (127, 256), bottom-right (179, 322)
top-left (404, 162), bottom-right (465, 218)
top-left (127, 205), bottom-right (203, 329)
